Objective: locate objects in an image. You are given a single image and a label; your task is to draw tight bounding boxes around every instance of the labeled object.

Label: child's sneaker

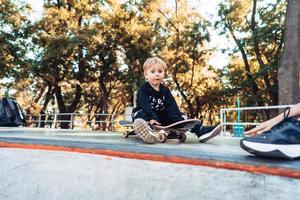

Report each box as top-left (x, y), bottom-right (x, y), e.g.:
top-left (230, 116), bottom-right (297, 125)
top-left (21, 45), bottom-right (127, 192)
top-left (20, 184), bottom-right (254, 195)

top-left (240, 117), bottom-right (300, 159)
top-left (195, 124), bottom-right (222, 143)
top-left (133, 118), bottom-right (156, 144)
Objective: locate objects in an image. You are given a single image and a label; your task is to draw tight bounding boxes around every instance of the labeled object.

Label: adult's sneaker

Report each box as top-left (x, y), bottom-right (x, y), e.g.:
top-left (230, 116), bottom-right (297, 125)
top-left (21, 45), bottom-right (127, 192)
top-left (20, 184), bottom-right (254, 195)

top-left (240, 117), bottom-right (300, 159)
top-left (133, 118), bottom-right (156, 144)
top-left (196, 124), bottom-right (222, 143)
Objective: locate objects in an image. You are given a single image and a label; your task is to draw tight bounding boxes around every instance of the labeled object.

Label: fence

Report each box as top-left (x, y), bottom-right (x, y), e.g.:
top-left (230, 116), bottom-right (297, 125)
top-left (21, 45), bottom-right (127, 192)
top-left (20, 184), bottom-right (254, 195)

top-left (220, 104), bottom-right (295, 136)
top-left (25, 105), bottom-right (295, 134)
top-left (25, 112), bottom-right (124, 131)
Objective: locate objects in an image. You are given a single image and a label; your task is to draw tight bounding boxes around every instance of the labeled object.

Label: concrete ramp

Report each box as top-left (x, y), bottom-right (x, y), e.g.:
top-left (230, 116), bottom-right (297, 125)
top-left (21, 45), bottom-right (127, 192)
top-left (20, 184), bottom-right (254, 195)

top-left (0, 127), bottom-right (299, 200)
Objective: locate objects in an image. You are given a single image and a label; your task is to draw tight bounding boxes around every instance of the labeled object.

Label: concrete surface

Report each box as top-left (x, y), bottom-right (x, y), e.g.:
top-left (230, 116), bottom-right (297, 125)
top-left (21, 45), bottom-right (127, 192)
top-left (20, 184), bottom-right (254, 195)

top-left (1, 148), bottom-right (300, 200)
top-left (0, 127), bottom-right (299, 172)
top-left (0, 127), bottom-right (300, 200)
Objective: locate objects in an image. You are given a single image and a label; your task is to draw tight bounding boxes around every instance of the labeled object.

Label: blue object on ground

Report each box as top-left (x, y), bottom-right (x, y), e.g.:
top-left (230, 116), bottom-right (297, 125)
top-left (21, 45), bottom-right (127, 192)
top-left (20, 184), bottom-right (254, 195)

top-left (233, 125), bottom-right (244, 137)
top-left (233, 97), bottom-right (244, 137)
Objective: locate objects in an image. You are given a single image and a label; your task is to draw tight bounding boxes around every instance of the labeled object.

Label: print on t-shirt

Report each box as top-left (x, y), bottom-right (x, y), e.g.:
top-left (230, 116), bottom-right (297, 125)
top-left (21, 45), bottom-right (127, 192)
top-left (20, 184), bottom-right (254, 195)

top-left (149, 96), bottom-right (165, 111)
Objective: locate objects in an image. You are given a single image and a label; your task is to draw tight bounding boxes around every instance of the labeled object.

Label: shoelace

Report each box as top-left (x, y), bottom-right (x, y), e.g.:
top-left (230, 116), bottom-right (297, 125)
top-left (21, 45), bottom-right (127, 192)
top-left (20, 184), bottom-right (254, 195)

top-left (283, 107), bottom-right (291, 119)
top-left (256, 107), bottom-right (291, 139)
top-left (272, 107), bottom-right (291, 130)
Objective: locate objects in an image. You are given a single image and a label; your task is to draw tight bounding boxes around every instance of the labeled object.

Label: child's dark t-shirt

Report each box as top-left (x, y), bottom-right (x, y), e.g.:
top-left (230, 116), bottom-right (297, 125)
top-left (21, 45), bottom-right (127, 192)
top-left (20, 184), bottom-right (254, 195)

top-left (132, 82), bottom-right (183, 125)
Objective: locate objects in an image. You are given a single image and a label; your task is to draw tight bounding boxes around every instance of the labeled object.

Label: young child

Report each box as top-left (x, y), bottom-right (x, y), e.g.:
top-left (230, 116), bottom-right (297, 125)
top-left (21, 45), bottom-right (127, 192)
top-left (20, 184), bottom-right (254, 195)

top-left (132, 56), bottom-right (222, 144)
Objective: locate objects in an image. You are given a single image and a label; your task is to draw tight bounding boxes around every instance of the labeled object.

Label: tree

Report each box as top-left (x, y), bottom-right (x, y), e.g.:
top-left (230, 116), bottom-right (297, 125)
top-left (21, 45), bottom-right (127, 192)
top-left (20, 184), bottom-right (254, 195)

top-left (0, 0), bottom-right (31, 89)
top-left (31, 0), bottom-right (102, 128)
top-left (0, 0), bottom-right (38, 111)
top-left (159, 0), bottom-right (220, 120)
top-left (117, 0), bottom-right (166, 106)
top-left (278, 0), bottom-right (300, 104)
top-left (216, 0), bottom-right (286, 109)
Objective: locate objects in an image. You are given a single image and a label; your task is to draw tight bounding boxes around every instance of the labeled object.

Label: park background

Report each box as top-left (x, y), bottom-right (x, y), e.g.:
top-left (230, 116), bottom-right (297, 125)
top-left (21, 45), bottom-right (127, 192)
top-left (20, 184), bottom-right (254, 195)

top-left (1, 0), bottom-right (298, 129)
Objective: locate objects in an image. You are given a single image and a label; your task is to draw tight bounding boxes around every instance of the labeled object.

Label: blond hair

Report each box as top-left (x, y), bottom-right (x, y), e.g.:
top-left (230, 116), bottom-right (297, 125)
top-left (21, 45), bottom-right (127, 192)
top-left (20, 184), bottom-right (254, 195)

top-left (143, 57), bottom-right (167, 71)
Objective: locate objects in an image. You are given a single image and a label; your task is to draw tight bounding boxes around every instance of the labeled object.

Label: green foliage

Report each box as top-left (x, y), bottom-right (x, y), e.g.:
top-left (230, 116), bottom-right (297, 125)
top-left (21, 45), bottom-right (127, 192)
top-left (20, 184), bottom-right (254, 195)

top-left (0, 0), bottom-right (287, 125)
top-left (0, 0), bottom-right (31, 79)
top-left (215, 0), bottom-right (286, 108)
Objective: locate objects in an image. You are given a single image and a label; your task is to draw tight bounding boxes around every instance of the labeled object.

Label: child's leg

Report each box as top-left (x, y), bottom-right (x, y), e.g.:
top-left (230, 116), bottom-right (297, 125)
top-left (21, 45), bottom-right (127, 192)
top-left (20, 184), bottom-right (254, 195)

top-left (132, 110), bottom-right (156, 144)
top-left (191, 124), bottom-right (222, 143)
top-left (132, 109), bottom-right (147, 122)
top-left (133, 119), bottom-right (156, 144)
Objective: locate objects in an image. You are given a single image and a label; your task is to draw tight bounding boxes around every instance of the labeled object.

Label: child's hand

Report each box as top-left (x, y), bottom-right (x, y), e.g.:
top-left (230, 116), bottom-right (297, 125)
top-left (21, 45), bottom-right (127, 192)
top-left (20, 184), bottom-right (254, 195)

top-left (149, 119), bottom-right (161, 125)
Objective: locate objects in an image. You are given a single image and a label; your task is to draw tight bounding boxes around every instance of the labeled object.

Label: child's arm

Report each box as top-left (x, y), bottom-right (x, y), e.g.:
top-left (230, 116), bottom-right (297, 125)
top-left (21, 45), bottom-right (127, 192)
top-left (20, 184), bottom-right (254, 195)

top-left (164, 88), bottom-right (184, 121)
top-left (149, 119), bottom-right (161, 125)
top-left (245, 103), bottom-right (300, 135)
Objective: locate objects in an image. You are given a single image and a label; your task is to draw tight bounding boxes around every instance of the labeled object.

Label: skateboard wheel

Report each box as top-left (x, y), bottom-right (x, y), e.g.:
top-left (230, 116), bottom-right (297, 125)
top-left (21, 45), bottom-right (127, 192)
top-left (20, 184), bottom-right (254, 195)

top-left (123, 131), bottom-right (130, 138)
top-left (178, 133), bottom-right (187, 142)
top-left (157, 132), bottom-right (167, 143)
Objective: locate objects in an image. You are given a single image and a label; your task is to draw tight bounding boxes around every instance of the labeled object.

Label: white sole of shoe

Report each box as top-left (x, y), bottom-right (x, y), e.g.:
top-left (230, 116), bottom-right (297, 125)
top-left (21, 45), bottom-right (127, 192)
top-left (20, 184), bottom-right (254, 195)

top-left (199, 124), bottom-right (222, 143)
top-left (242, 140), bottom-right (300, 159)
top-left (133, 119), bottom-right (156, 144)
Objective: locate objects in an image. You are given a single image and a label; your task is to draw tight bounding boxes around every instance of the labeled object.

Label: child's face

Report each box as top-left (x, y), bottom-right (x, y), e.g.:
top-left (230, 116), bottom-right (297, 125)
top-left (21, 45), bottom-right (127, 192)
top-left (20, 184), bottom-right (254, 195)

top-left (144, 63), bottom-right (165, 88)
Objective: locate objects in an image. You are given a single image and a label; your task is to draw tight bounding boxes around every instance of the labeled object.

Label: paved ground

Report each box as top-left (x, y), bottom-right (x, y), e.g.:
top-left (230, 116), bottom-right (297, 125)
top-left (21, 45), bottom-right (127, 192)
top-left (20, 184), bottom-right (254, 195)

top-left (0, 127), bottom-right (299, 172)
top-left (0, 127), bottom-right (299, 200)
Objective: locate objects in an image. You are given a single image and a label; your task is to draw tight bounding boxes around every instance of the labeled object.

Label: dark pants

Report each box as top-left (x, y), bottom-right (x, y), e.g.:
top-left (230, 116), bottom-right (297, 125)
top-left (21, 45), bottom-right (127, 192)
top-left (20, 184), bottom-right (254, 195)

top-left (132, 110), bottom-right (182, 126)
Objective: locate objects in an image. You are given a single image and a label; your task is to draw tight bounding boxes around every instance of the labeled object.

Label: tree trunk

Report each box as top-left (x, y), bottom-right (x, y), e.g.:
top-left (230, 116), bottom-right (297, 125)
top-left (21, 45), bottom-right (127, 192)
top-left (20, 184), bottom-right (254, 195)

top-left (54, 84), bottom-right (82, 129)
top-left (278, 0), bottom-right (300, 105)
top-left (40, 83), bottom-right (54, 128)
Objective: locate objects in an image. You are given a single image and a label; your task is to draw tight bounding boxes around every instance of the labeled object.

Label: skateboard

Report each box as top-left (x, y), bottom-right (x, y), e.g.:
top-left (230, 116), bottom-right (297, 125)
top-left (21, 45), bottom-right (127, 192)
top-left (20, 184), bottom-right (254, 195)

top-left (118, 119), bottom-right (201, 143)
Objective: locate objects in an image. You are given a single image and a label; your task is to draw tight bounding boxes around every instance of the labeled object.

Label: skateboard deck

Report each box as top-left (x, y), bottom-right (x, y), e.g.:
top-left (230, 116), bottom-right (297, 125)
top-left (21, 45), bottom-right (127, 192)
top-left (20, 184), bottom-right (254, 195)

top-left (118, 120), bottom-right (133, 127)
top-left (152, 119), bottom-right (201, 130)
top-left (118, 119), bottom-right (201, 143)
top-left (119, 119), bottom-right (200, 128)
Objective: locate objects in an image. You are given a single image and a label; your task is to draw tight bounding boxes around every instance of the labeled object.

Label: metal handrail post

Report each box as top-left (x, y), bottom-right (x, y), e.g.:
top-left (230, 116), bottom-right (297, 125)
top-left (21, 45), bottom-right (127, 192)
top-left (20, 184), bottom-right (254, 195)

top-left (220, 109), bottom-right (223, 134)
top-left (70, 113), bottom-right (73, 129)
top-left (111, 114), bottom-right (115, 131)
top-left (38, 114), bottom-right (41, 128)
top-left (53, 113), bottom-right (57, 128)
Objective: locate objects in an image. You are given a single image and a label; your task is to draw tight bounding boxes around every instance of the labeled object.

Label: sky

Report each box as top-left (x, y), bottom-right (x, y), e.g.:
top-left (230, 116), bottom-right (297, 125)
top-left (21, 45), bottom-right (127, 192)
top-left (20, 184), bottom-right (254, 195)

top-left (195, 0), bottom-right (231, 69)
top-left (22, 0), bottom-right (231, 69)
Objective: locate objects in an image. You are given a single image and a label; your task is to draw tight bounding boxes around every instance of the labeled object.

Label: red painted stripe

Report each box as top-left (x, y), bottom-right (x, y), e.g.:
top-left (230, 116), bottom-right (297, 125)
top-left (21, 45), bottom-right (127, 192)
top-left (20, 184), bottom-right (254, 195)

top-left (0, 141), bottom-right (299, 179)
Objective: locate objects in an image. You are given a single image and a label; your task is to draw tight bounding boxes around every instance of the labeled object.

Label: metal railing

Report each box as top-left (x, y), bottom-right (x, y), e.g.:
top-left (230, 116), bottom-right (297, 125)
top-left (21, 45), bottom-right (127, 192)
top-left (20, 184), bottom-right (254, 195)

top-left (25, 105), bottom-right (295, 135)
top-left (220, 104), bottom-right (295, 136)
top-left (25, 112), bottom-right (125, 131)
